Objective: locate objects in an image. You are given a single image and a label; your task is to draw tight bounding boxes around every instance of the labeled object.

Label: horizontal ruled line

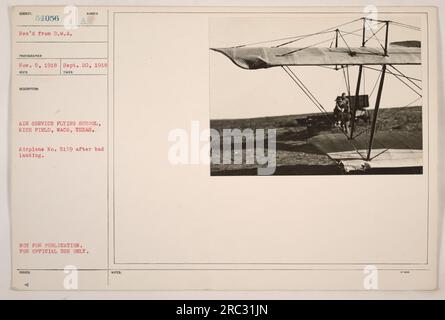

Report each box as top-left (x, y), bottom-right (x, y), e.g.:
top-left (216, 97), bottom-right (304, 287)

top-left (16, 268), bottom-right (432, 271)
top-left (16, 57), bottom-right (107, 59)
top-left (17, 74), bottom-right (107, 76)
top-left (16, 41), bottom-right (108, 43)
top-left (16, 24), bottom-right (108, 27)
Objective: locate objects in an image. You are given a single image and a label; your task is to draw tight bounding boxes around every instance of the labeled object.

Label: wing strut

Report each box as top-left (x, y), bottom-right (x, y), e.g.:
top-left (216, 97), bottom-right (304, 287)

top-left (349, 65), bottom-right (363, 139)
top-left (367, 64), bottom-right (387, 160)
top-left (349, 18), bottom-right (367, 139)
top-left (349, 17), bottom-right (367, 139)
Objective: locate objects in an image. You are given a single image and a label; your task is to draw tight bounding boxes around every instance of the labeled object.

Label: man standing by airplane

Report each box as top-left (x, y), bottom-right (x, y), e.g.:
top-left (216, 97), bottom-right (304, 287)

top-left (338, 92), bottom-right (351, 134)
top-left (339, 92), bottom-right (350, 113)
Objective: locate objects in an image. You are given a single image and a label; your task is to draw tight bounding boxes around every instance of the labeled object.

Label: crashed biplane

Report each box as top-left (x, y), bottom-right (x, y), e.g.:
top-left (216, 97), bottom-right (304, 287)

top-left (211, 17), bottom-right (422, 173)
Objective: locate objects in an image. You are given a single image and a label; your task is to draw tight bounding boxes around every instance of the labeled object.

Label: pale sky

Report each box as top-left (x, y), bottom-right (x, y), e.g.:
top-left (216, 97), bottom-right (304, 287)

top-left (210, 14), bottom-right (423, 119)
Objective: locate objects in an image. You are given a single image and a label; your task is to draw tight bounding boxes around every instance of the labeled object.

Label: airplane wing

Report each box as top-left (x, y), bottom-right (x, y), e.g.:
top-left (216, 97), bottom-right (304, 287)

top-left (211, 45), bottom-right (421, 69)
top-left (308, 130), bottom-right (423, 172)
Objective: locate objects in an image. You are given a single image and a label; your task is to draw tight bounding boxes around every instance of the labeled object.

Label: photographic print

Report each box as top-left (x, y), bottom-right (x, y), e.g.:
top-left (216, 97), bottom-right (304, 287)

top-left (210, 15), bottom-right (423, 175)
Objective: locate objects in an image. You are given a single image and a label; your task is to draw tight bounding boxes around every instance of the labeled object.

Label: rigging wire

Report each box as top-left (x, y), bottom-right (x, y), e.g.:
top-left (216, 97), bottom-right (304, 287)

top-left (272, 17), bottom-right (363, 48)
top-left (365, 20), bottom-right (387, 52)
top-left (364, 17), bottom-right (420, 31)
top-left (232, 17), bottom-right (363, 48)
top-left (345, 30), bottom-right (384, 44)
top-left (364, 65), bottom-right (421, 98)
top-left (342, 65), bottom-right (352, 96)
top-left (337, 30), bottom-right (354, 54)
top-left (273, 30), bottom-right (335, 48)
top-left (388, 64), bottom-right (422, 90)
top-left (232, 30), bottom-right (334, 48)
top-left (277, 26), bottom-right (378, 57)
top-left (281, 66), bottom-right (366, 159)
top-left (369, 71), bottom-right (382, 98)
top-left (342, 66), bottom-right (349, 94)
top-left (387, 71), bottom-right (422, 96)
top-left (281, 67), bottom-right (323, 112)
top-left (389, 21), bottom-right (421, 31)
top-left (363, 65), bottom-right (366, 96)
top-left (329, 31), bottom-right (336, 48)
top-left (363, 22), bottom-right (386, 45)
top-left (318, 65), bottom-right (339, 70)
top-left (386, 69), bottom-right (422, 97)
top-left (377, 96), bottom-right (422, 120)
top-left (362, 66), bottom-right (421, 82)
top-left (276, 32), bottom-right (338, 56)
top-left (285, 66), bottom-right (330, 114)
top-left (369, 147), bottom-right (391, 161)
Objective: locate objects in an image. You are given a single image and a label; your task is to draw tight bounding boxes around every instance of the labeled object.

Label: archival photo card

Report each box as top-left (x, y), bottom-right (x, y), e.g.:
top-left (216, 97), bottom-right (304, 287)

top-left (9, 6), bottom-right (439, 291)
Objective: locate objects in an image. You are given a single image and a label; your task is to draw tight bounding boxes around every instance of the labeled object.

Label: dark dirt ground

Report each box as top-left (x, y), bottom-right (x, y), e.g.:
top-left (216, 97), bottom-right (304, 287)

top-left (210, 106), bottom-right (422, 175)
